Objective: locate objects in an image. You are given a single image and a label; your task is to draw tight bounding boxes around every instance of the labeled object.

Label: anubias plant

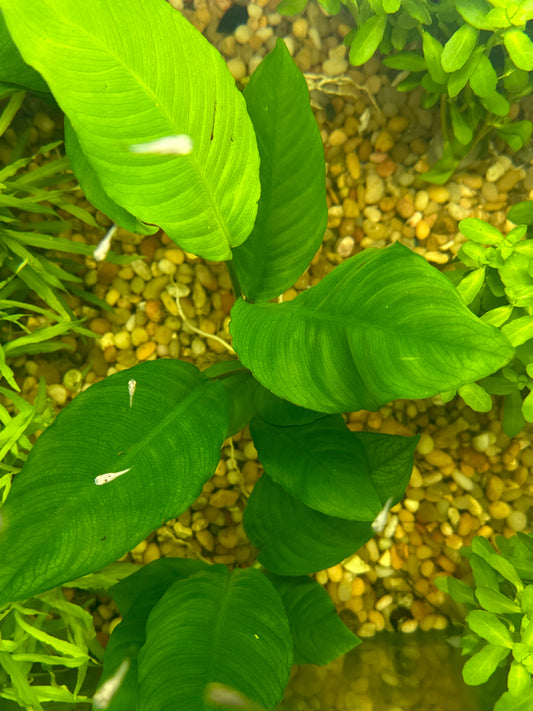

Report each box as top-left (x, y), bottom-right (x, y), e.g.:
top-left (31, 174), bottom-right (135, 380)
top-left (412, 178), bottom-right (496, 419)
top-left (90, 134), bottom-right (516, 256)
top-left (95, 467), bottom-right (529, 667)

top-left (278, 0), bottom-right (533, 184)
top-left (436, 533), bottom-right (533, 711)
top-left (443, 205), bottom-right (533, 436)
top-left (0, 0), bottom-right (515, 709)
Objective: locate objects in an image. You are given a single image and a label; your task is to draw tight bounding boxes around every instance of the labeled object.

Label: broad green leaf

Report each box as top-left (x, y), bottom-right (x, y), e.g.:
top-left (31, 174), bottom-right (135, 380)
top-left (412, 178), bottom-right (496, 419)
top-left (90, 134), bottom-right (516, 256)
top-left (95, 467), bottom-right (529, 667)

top-left (422, 32), bottom-right (447, 85)
top-left (349, 15), bottom-right (387, 67)
top-left (458, 382), bottom-right (493, 412)
top-left (243, 474), bottom-right (374, 575)
top-left (0, 12), bottom-right (50, 96)
top-left (448, 48), bottom-right (484, 97)
top-left (317, 0), bottom-right (341, 14)
top-left (64, 120), bottom-right (157, 237)
top-left (523, 389), bottom-right (533, 423)
top-left (508, 661), bottom-right (531, 697)
top-left (383, 0), bottom-right (401, 11)
top-left (460, 218), bottom-right (503, 245)
top-left (457, 267), bottom-right (486, 305)
top-left (250, 415), bottom-right (381, 521)
top-left (486, 7), bottom-right (514, 28)
top-left (502, 316), bottom-right (533, 347)
top-left (495, 688), bottom-right (533, 710)
top-left (470, 553), bottom-right (501, 590)
top-left (462, 644), bottom-right (510, 685)
top-left (253, 386), bottom-right (324, 427)
top-left (497, 121), bottom-right (533, 151)
top-left (98, 559), bottom-right (211, 711)
top-left (503, 388), bottom-right (526, 436)
top-left (266, 573), bottom-right (360, 665)
top-left (504, 29), bottom-right (533, 71)
top-left (476, 587), bottom-right (522, 614)
top-left (137, 567), bottom-right (292, 711)
top-left (435, 575), bottom-right (476, 605)
top-left (441, 24), bottom-right (479, 73)
top-left (234, 39), bottom-right (326, 302)
top-left (0, 360), bottom-right (229, 606)
top-left (0, 0), bottom-right (260, 261)
top-left (450, 103), bottom-right (473, 145)
top-left (276, 0), bottom-right (307, 14)
top-left (230, 243), bottom-right (514, 414)
top-left (456, 0), bottom-right (493, 29)
top-left (482, 91), bottom-right (511, 117)
top-left (469, 54), bottom-right (498, 97)
top-left (402, 0), bottom-right (431, 23)
top-left (204, 360), bottom-right (259, 436)
top-left (383, 51), bottom-right (427, 72)
top-left (486, 555), bottom-right (524, 592)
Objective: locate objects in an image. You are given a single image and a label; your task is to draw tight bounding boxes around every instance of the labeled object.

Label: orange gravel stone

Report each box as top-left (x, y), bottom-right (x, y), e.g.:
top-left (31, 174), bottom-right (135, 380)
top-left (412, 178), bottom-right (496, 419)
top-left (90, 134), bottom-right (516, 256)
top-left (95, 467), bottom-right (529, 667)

top-left (136, 341), bottom-right (156, 361)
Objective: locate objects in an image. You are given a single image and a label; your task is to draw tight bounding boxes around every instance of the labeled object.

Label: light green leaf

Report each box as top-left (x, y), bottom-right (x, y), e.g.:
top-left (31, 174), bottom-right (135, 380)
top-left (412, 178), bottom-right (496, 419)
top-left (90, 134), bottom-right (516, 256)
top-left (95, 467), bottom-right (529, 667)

top-left (349, 14), bottom-right (387, 67)
top-left (0, 0), bottom-right (260, 261)
top-left (495, 688), bottom-right (533, 711)
top-left (470, 553), bottom-right (501, 590)
top-left (462, 644), bottom-right (510, 685)
top-left (523, 389), bottom-right (533, 423)
top-left (383, 0), bottom-right (401, 11)
top-left (450, 103), bottom-right (473, 145)
top-left (0, 360), bottom-right (229, 605)
top-left (383, 51), bottom-right (427, 72)
top-left (469, 54), bottom-right (499, 97)
top-left (458, 382), bottom-right (493, 412)
top-left (266, 573), bottom-right (360, 666)
top-left (276, 0), bottom-right (307, 14)
top-left (317, 0), bottom-right (340, 14)
top-left (250, 415), bottom-right (380, 521)
top-left (497, 121), bottom-right (533, 151)
top-left (467, 610), bottom-right (513, 647)
top-left (434, 575), bottom-right (476, 605)
top-left (422, 32), bottom-right (447, 85)
top-left (137, 567), bottom-right (292, 711)
top-left (230, 243), bottom-right (514, 414)
top-left (456, 0), bottom-right (494, 29)
top-left (459, 217), bottom-right (503, 245)
top-left (504, 29), bottom-right (533, 71)
top-left (508, 661), bottom-right (531, 697)
top-left (441, 24), bottom-right (479, 73)
top-left (457, 267), bottom-right (486, 305)
top-left (448, 48), bottom-right (484, 97)
top-left (476, 587), bottom-right (522, 614)
top-left (482, 91), bottom-right (511, 117)
top-left (502, 316), bottom-right (533, 347)
top-left (0, 12), bottom-right (49, 95)
top-left (233, 39), bottom-right (326, 302)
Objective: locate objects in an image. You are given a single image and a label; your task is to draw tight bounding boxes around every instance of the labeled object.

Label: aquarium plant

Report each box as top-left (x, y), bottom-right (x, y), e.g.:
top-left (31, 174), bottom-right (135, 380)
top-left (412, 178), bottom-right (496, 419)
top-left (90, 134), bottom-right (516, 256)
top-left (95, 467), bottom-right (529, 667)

top-left (443, 205), bottom-right (533, 436)
top-left (278, 0), bottom-right (533, 183)
top-left (0, 0), bottom-right (516, 708)
top-left (436, 533), bottom-right (533, 710)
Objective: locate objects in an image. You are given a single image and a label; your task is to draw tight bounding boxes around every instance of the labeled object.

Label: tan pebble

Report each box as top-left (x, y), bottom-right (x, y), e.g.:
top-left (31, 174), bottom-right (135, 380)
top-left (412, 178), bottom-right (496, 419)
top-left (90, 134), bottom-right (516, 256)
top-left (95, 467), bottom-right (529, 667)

top-left (427, 185), bottom-right (450, 203)
top-left (488, 500), bottom-right (511, 520)
top-left (364, 173), bottom-right (384, 204)
top-left (375, 594), bottom-right (393, 611)
top-left (47, 384), bottom-right (68, 406)
top-left (433, 614), bottom-right (448, 630)
top-left (131, 327), bottom-right (149, 347)
top-left (375, 159), bottom-right (397, 178)
top-left (338, 581), bottom-right (352, 601)
top-left (436, 554), bottom-right (455, 573)
top-left (457, 512), bottom-right (475, 535)
top-left (327, 563), bottom-right (343, 583)
top-left (165, 248), bottom-right (184, 265)
top-left (105, 288), bottom-right (121, 307)
top-left (416, 545), bottom-right (433, 560)
top-left (507, 510), bottom-right (527, 532)
top-left (486, 475), bottom-right (504, 501)
top-left (322, 57), bottom-right (348, 76)
top-left (425, 449), bottom-right (454, 469)
top-left (375, 130), bottom-right (394, 153)
top-left (136, 341), bottom-right (156, 361)
top-left (357, 622), bottom-right (377, 638)
top-left (210, 489), bottom-right (240, 508)
top-left (218, 527), bottom-right (240, 549)
top-left (388, 116), bottom-right (409, 133)
top-left (395, 195), bottom-right (415, 219)
top-left (145, 299), bottom-right (163, 322)
top-left (143, 275), bottom-right (169, 300)
top-left (292, 17), bottom-right (308, 38)
top-left (329, 129), bottom-right (348, 146)
top-left (416, 219), bottom-right (430, 240)
top-left (400, 619), bottom-right (418, 633)
top-left (143, 542), bottom-right (161, 564)
top-left (420, 559), bottom-right (434, 577)
top-left (346, 153), bottom-right (360, 180)
top-left (416, 433), bottom-right (434, 455)
top-left (227, 57), bottom-right (246, 81)
top-left (316, 570), bottom-right (328, 586)
top-left (452, 469), bottom-right (474, 491)
top-left (89, 317), bottom-right (112, 335)
top-left (114, 331), bottom-right (131, 350)
top-left (368, 609), bottom-right (385, 631)
top-left (390, 544), bottom-right (406, 570)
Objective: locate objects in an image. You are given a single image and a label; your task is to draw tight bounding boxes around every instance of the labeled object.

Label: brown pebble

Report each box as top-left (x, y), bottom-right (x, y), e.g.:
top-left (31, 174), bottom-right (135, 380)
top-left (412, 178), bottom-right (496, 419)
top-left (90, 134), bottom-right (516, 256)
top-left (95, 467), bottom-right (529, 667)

top-left (145, 299), bottom-right (163, 322)
top-left (375, 159), bottom-right (397, 178)
top-left (98, 262), bottom-right (120, 285)
top-left (395, 195), bottom-right (415, 219)
top-left (209, 489), bottom-right (240, 508)
top-left (89, 317), bottom-right (112, 335)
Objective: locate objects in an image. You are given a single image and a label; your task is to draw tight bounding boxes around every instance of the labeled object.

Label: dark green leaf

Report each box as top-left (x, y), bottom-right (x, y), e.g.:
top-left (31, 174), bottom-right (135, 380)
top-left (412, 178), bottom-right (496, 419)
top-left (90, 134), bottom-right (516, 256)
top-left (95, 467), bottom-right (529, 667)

top-left (234, 39), bottom-right (326, 302)
top-left (0, 12), bottom-right (50, 95)
top-left (204, 362), bottom-right (259, 437)
top-left (462, 644), bottom-right (510, 685)
top-left (0, 360), bottom-right (229, 605)
top-left (470, 553), bottom-right (501, 590)
top-left (253, 387), bottom-right (324, 427)
top-left (441, 24), bottom-right (479, 73)
top-left (250, 415), bottom-right (381, 521)
top-left (137, 567), bottom-right (292, 710)
top-left (504, 29), bottom-right (533, 71)
top-left (266, 573), bottom-right (360, 665)
top-left (349, 14), bottom-right (387, 67)
top-left (503, 388), bottom-right (526, 437)
top-left (230, 243), bottom-right (514, 414)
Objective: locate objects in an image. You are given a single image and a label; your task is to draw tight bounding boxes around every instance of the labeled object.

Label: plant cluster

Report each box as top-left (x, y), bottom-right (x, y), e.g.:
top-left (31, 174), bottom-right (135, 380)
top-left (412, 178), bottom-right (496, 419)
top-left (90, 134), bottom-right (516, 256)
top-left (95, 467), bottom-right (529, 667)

top-left (278, 0), bottom-right (533, 183)
top-left (443, 204), bottom-right (533, 436)
top-left (0, 0), bottom-right (518, 708)
top-left (436, 533), bottom-right (533, 710)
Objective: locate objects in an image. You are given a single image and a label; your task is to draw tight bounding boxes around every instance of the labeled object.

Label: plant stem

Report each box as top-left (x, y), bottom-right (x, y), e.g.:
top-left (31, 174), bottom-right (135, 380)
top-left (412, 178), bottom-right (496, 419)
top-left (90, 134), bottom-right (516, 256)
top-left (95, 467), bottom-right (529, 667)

top-left (440, 95), bottom-right (448, 145)
top-left (224, 260), bottom-right (242, 300)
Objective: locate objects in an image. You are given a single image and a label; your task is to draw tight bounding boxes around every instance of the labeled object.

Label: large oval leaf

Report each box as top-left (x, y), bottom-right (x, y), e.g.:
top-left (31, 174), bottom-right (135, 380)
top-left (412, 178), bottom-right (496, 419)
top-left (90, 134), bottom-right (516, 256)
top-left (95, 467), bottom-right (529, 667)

top-left (230, 243), bottom-right (514, 413)
top-left (233, 39), bottom-right (327, 302)
top-left (0, 0), bottom-right (260, 260)
top-left (137, 567), bottom-right (293, 711)
top-left (0, 360), bottom-right (229, 606)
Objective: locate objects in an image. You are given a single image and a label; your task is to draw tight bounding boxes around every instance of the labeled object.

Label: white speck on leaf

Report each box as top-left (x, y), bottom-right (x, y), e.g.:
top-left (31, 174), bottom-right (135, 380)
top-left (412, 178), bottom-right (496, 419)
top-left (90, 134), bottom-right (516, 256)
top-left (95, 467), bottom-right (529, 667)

top-left (371, 496), bottom-right (394, 533)
top-left (129, 134), bottom-right (193, 155)
top-left (93, 224), bottom-right (118, 262)
top-left (93, 659), bottom-right (130, 709)
top-left (94, 468), bottom-right (131, 486)
top-left (128, 379), bottom-right (136, 408)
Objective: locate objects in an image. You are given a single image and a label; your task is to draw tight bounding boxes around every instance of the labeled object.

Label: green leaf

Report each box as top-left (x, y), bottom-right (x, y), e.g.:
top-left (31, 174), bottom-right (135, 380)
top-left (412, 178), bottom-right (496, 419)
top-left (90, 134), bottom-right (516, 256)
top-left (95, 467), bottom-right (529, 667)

top-left (349, 14), bottom-right (387, 67)
top-left (460, 218), bottom-right (503, 245)
top-left (421, 31), bottom-right (447, 85)
top-left (504, 29), bottom-right (533, 71)
top-left (243, 474), bottom-right (374, 575)
top-left (480, 306), bottom-right (513, 327)
top-left (250, 415), bottom-right (381, 521)
top-left (402, 0), bottom-right (431, 23)
top-left (0, 360), bottom-right (229, 605)
top-left (448, 48), bottom-right (484, 98)
top-left (462, 644), bottom-right (510, 685)
top-left (495, 688), bottom-right (533, 711)
top-left (383, 0), bottom-right (401, 11)
top-left (482, 91), bottom-right (512, 117)
top-left (383, 51), bottom-right (427, 72)
top-left (456, 0), bottom-right (494, 29)
top-left (137, 567), bottom-right (292, 710)
top-left (497, 121), bottom-right (533, 152)
top-left (266, 573), bottom-right (360, 665)
top-left (435, 575), bottom-right (476, 605)
top-left (230, 243), bottom-right (514, 414)
top-left (450, 103), bottom-right (474, 145)
top-left (508, 202), bottom-right (533, 226)
top-left (523, 389), bottom-right (533, 423)
top-left (276, 0), bottom-right (307, 15)
top-left (0, 0), bottom-right (260, 261)
top-left (503, 388), bottom-right (526, 437)
top-left (0, 12), bottom-right (50, 96)
top-left (476, 587), bottom-right (522, 614)
top-left (317, 0), bottom-right (340, 14)
top-left (64, 119), bottom-right (157, 237)
top-left (470, 553), bottom-right (501, 590)
top-left (456, 267), bottom-right (486, 305)
top-left (458, 382), bottom-right (493, 412)
top-left (234, 39), bottom-right (326, 302)
top-left (502, 316), bottom-right (533, 347)
top-left (441, 24), bottom-right (479, 73)
top-left (469, 54), bottom-right (499, 97)
top-left (508, 661), bottom-right (531, 697)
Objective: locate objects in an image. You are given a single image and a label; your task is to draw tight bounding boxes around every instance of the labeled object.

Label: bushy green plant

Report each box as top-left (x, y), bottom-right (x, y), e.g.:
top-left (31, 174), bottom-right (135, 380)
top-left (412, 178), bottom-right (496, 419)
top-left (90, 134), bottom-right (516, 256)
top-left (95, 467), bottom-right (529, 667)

top-left (0, 0), bottom-right (517, 708)
top-left (436, 533), bottom-right (533, 710)
top-left (443, 204), bottom-right (533, 436)
top-left (278, 0), bottom-right (533, 183)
